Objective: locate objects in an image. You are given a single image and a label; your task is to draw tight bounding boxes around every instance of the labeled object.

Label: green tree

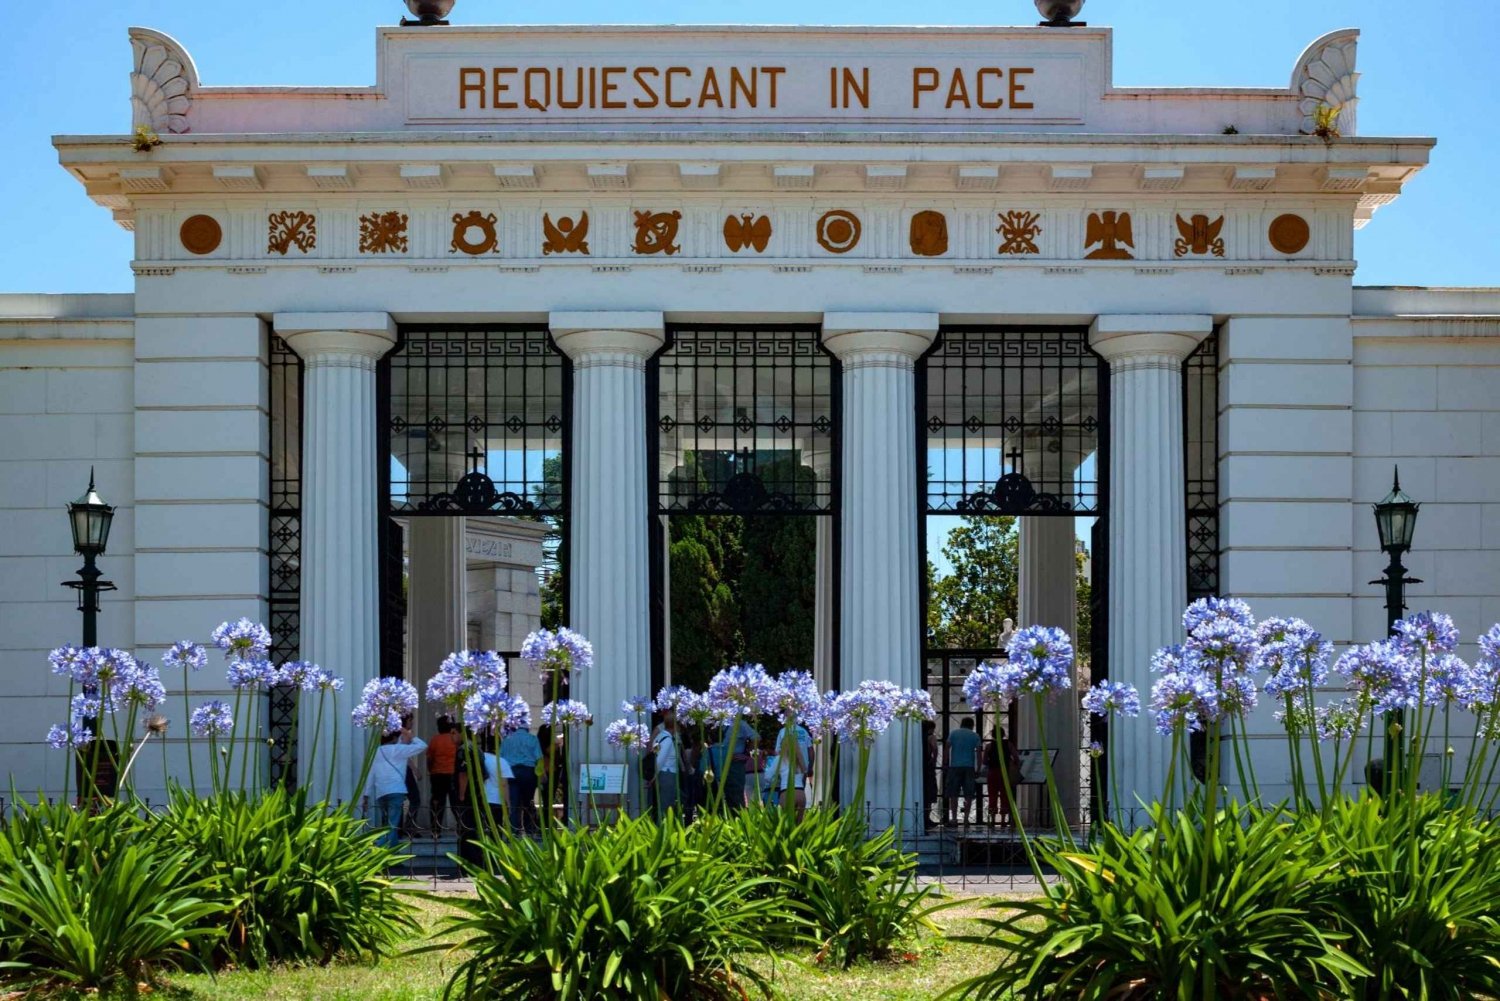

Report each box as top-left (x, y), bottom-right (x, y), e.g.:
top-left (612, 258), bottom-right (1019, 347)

top-left (928, 516), bottom-right (1020, 648)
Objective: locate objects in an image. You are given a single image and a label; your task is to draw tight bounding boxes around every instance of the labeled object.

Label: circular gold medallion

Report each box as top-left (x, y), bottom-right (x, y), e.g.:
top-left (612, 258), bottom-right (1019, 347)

top-left (1268, 213), bottom-right (1310, 255)
top-left (816, 209), bottom-right (862, 254)
top-left (180, 214), bottom-right (222, 255)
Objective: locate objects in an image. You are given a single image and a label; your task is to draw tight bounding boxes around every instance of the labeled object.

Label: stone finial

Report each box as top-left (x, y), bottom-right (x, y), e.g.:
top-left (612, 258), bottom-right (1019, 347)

top-left (1035, 0), bottom-right (1085, 26)
top-left (1291, 28), bottom-right (1360, 137)
top-left (129, 28), bottom-right (197, 135)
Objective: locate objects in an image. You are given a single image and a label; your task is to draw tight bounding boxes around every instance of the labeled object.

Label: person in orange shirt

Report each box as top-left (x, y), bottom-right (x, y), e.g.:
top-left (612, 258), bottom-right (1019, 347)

top-left (426, 713), bottom-right (463, 834)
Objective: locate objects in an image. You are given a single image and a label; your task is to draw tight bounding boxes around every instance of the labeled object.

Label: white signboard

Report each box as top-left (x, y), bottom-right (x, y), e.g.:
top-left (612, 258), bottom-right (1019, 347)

top-left (578, 763), bottom-right (627, 798)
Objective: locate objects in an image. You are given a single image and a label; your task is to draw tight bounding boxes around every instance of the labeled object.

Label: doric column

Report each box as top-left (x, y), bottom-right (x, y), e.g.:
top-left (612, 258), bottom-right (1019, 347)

top-left (823, 312), bottom-right (939, 831)
top-left (813, 516), bottom-right (837, 694)
top-left (277, 312), bottom-right (397, 807)
top-left (550, 311), bottom-right (664, 804)
top-left (1089, 314), bottom-right (1212, 815)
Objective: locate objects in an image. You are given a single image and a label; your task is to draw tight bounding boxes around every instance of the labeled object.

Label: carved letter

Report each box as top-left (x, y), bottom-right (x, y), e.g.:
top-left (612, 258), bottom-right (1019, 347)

top-left (492, 67), bottom-right (518, 109)
top-left (913, 67), bottom-right (939, 109)
top-left (698, 67), bottom-right (724, 109)
top-left (601, 66), bottom-right (626, 109)
top-left (665, 67), bottom-right (692, 108)
top-left (945, 68), bottom-right (971, 110)
top-left (976, 68), bottom-right (1004, 109)
top-left (763, 67), bottom-right (785, 108)
top-left (523, 67), bottom-right (551, 111)
top-left (557, 67), bottom-right (585, 109)
top-left (729, 67), bottom-right (757, 108)
top-left (633, 67), bottom-right (660, 108)
top-left (1009, 67), bottom-right (1034, 110)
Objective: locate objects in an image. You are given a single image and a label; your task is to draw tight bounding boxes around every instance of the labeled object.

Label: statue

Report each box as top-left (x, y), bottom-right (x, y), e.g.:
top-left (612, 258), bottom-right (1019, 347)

top-left (997, 617), bottom-right (1016, 649)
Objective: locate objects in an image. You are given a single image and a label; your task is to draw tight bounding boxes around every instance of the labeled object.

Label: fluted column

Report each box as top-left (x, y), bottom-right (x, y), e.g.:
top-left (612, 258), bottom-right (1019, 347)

top-left (551, 312), bottom-right (664, 810)
top-left (824, 312), bottom-right (939, 831)
top-left (1090, 315), bottom-right (1212, 815)
top-left (813, 516), bottom-right (837, 693)
top-left (278, 312), bottom-right (397, 807)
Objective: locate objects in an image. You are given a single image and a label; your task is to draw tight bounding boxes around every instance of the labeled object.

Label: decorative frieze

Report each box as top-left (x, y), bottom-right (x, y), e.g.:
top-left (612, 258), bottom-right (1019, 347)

top-left (267, 211), bottom-right (316, 255)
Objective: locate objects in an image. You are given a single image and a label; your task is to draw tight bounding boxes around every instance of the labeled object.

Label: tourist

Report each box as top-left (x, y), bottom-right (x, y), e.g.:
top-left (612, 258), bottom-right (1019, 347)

top-left (501, 723), bottom-right (543, 834)
top-left (370, 717), bottom-right (426, 849)
top-left (652, 710), bottom-right (681, 817)
top-left (426, 713), bottom-right (462, 833)
top-left (455, 729), bottom-right (483, 866)
top-left (680, 728), bottom-right (703, 820)
top-left (945, 716), bottom-right (980, 827)
top-left (922, 719), bottom-right (939, 833)
top-left (771, 716), bottom-right (813, 814)
top-left (703, 719), bottom-right (750, 811)
top-left (537, 723), bottom-right (568, 826)
top-left (479, 726), bottom-right (515, 833)
top-left (986, 726), bottom-right (1023, 829)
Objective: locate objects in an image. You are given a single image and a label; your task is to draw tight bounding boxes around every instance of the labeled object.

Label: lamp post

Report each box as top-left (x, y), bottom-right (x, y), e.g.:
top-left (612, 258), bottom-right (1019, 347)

top-left (1371, 466), bottom-right (1421, 792)
top-left (61, 468), bottom-right (117, 647)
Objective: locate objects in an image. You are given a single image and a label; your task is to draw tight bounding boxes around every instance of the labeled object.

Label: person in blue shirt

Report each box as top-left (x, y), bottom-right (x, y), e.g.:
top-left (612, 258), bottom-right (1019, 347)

top-left (945, 717), bottom-right (981, 826)
top-left (500, 724), bottom-right (543, 834)
top-left (703, 718), bottom-right (753, 812)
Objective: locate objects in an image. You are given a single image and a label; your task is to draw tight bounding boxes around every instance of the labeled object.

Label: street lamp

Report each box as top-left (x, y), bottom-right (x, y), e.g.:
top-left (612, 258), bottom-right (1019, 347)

top-left (1371, 466), bottom-right (1421, 793)
top-left (61, 468), bottom-right (117, 647)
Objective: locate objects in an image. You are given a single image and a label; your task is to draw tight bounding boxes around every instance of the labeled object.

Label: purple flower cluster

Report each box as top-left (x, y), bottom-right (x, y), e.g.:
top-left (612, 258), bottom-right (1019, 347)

top-left (963, 661), bottom-right (1018, 712)
top-left (1149, 669), bottom-right (1218, 736)
top-left (707, 663), bottom-right (777, 719)
top-left (117, 660), bottom-right (167, 709)
top-left (1394, 610), bottom-right (1460, 658)
top-left (46, 721), bottom-right (93, 749)
top-left (678, 692), bottom-right (715, 728)
top-left (829, 681), bottom-right (897, 746)
top-left (351, 677), bottom-right (419, 735)
top-left (767, 670), bottom-right (821, 724)
top-left (1082, 681), bottom-right (1141, 718)
top-left (1336, 640), bottom-right (1416, 715)
top-left (521, 627), bottom-right (594, 674)
top-left (893, 687), bottom-right (937, 723)
top-left (163, 641), bottom-right (207, 673)
top-left (466, 689), bottom-right (531, 736)
top-left (426, 650), bottom-right (508, 709)
top-left (274, 660), bottom-right (339, 692)
top-left (1005, 625), bottom-right (1076, 694)
top-left (605, 719), bottom-right (651, 749)
top-left (190, 700), bottom-right (235, 738)
top-left (211, 618), bottom-right (272, 662)
top-left (540, 699), bottom-right (593, 729)
top-left (227, 658), bottom-right (277, 691)
top-left (654, 685), bottom-right (692, 714)
top-left (621, 695), bottom-right (653, 715)
top-left (1257, 618), bottom-right (1331, 698)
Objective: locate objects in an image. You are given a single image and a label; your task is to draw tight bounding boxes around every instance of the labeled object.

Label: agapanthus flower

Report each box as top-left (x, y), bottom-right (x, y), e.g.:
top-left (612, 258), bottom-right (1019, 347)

top-left (211, 618), bottom-right (272, 661)
top-left (274, 660), bottom-right (322, 691)
top-left (46, 721), bottom-right (93, 749)
top-left (351, 677), bottom-right (419, 734)
top-left (466, 690), bottom-right (531, 736)
top-left (893, 687), bottom-right (937, 723)
top-left (226, 658), bottom-right (277, 691)
top-left (1150, 669), bottom-right (1218, 735)
top-left (48, 644), bottom-right (93, 682)
top-left (1081, 681), bottom-right (1141, 718)
top-left (1087, 740), bottom-right (1104, 758)
top-left (1259, 618), bottom-right (1332, 697)
top-left (654, 685), bottom-right (693, 714)
top-left (117, 661), bottom-right (167, 709)
top-left (1182, 597), bottom-right (1256, 635)
top-left (163, 641), bottom-right (207, 673)
top-left (605, 719), bottom-right (651, 749)
top-left (92, 648), bottom-right (135, 686)
top-left (1184, 616), bottom-right (1258, 678)
top-left (767, 670), bottom-right (821, 724)
top-left (1151, 645), bottom-right (1186, 674)
top-left (621, 695), bottom-right (654, 715)
top-left (312, 668), bottom-right (344, 693)
top-left (1480, 624), bottom-right (1500, 666)
top-left (144, 714), bottom-right (169, 736)
top-left (190, 700), bottom-right (234, 738)
top-left (678, 692), bottom-right (715, 728)
top-left (963, 661), bottom-right (1019, 711)
top-left (708, 663), bottom-right (777, 719)
top-left (1338, 640), bottom-right (1416, 714)
top-left (1316, 699), bottom-right (1365, 742)
top-left (520, 627), bottom-right (594, 674)
top-left (427, 650), bottom-right (507, 708)
top-left (830, 684), bottom-right (896, 746)
top-left (1006, 625), bottom-right (1076, 693)
top-left (539, 699), bottom-right (592, 728)
top-left (1394, 611), bottom-right (1460, 658)
top-left (1428, 653), bottom-right (1473, 705)
top-left (809, 691), bottom-right (842, 740)
top-left (1218, 672), bottom-right (1259, 717)
top-left (1466, 629), bottom-right (1500, 711)
top-left (70, 692), bottom-right (107, 722)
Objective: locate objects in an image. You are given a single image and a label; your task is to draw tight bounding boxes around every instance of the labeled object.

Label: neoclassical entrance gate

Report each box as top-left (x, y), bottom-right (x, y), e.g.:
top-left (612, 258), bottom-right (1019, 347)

top-left (918, 326), bottom-right (1108, 824)
top-left (646, 324), bottom-right (840, 694)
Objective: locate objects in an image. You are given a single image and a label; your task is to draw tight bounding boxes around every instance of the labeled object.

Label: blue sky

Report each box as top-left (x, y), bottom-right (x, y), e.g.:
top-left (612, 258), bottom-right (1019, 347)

top-left (1, 0), bottom-right (1496, 293)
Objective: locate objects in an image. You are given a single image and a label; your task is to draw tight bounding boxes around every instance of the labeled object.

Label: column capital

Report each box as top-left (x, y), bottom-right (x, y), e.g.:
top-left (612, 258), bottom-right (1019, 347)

top-left (1089, 314), bottom-right (1213, 369)
top-left (549, 311), bottom-right (665, 368)
top-left (821, 312), bottom-right (939, 369)
top-left (275, 312), bottom-right (397, 369)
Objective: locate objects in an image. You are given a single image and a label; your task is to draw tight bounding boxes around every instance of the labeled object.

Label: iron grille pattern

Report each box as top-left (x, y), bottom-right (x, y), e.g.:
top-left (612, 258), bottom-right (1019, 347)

top-left (387, 326), bottom-right (568, 516)
top-left (653, 326), bottom-right (837, 515)
top-left (1184, 331), bottom-right (1221, 601)
top-left (267, 335), bottom-right (302, 787)
top-left (922, 328), bottom-right (1103, 516)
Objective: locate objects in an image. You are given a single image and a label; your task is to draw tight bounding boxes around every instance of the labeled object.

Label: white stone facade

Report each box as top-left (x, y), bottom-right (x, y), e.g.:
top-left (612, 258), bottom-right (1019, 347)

top-left (1, 15), bottom-right (1494, 813)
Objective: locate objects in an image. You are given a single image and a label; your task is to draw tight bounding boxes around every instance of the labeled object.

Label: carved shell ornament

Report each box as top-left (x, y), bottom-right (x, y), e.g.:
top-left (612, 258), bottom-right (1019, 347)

top-left (1291, 28), bottom-right (1359, 137)
top-left (130, 27), bottom-right (198, 135)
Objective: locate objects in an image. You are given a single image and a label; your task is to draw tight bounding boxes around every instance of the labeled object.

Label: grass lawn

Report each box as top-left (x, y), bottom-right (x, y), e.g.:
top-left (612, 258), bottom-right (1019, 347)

top-left (153, 892), bottom-right (1005, 1001)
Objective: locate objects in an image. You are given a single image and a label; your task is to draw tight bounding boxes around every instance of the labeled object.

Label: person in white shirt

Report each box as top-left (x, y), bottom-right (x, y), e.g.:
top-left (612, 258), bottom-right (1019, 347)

top-left (370, 722), bottom-right (427, 848)
top-left (653, 712), bottom-right (680, 818)
top-left (480, 734), bottom-right (516, 833)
